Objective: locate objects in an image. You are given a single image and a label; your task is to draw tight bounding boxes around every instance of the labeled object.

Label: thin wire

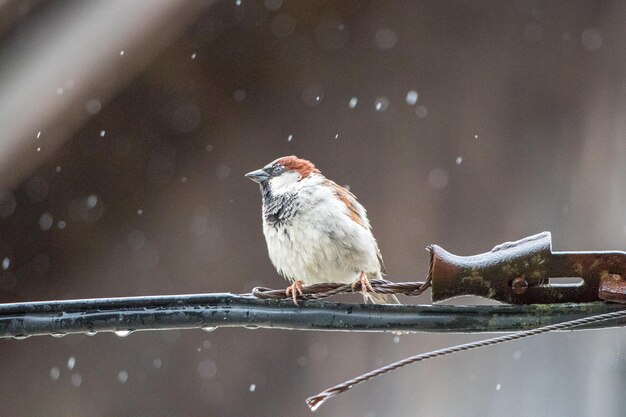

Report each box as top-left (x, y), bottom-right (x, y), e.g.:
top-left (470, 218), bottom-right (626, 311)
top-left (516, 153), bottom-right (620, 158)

top-left (253, 249), bottom-right (434, 302)
top-left (306, 308), bottom-right (626, 411)
top-left (252, 278), bottom-right (432, 301)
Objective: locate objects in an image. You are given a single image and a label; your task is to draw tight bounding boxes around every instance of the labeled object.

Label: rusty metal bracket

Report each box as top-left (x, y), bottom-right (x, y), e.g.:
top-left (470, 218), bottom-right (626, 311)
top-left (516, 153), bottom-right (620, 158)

top-left (430, 232), bottom-right (626, 304)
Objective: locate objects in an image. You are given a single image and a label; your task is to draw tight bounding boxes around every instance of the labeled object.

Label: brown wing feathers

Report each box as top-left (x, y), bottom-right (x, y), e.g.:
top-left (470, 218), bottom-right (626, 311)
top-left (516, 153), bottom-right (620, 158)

top-left (327, 181), bottom-right (365, 227)
top-left (328, 181), bottom-right (387, 275)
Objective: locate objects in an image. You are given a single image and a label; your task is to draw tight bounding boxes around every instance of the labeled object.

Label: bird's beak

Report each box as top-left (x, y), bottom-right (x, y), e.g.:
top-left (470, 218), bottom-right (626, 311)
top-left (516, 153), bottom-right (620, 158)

top-left (245, 169), bottom-right (270, 183)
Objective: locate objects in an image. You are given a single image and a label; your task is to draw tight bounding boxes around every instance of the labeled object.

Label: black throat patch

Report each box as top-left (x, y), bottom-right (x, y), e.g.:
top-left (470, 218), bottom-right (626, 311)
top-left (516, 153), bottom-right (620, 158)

top-left (261, 182), bottom-right (299, 225)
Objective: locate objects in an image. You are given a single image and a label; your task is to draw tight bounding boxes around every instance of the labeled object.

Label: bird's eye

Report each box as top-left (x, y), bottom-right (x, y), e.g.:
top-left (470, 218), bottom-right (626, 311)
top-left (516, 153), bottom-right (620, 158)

top-left (272, 166), bottom-right (284, 175)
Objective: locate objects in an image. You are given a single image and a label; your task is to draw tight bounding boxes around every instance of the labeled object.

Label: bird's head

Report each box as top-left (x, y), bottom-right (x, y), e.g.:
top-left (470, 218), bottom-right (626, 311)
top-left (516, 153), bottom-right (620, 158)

top-left (245, 155), bottom-right (320, 194)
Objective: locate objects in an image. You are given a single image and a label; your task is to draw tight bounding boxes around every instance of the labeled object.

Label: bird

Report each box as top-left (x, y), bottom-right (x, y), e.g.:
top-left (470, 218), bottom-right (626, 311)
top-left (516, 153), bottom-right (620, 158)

top-left (246, 155), bottom-right (399, 305)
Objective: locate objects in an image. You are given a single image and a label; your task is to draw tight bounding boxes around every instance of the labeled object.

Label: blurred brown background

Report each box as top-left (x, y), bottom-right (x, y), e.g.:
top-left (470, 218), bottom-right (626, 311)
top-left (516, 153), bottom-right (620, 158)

top-left (0, 0), bottom-right (625, 416)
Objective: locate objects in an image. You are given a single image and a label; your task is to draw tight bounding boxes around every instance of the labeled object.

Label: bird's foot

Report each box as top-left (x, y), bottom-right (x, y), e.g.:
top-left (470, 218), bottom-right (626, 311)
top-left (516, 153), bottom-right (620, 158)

top-left (285, 280), bottom-right (305, 305)
top-left (351, 272), bottom-right (375, 302)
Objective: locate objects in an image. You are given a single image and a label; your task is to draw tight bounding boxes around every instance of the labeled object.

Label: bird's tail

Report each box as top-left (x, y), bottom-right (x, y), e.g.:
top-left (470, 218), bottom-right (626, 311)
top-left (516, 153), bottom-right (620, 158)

top-left (367, 292), bottom-right (400, 304)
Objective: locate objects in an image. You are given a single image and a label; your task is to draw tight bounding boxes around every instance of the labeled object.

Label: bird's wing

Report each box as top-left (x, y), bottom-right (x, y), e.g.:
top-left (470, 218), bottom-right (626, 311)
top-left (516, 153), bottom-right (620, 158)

top-left (326, 180), bottom-right (369, 228)
top-left (327, 180), bottom-right (387, 275)
top-left (376, 247), bottom-right (387, 275)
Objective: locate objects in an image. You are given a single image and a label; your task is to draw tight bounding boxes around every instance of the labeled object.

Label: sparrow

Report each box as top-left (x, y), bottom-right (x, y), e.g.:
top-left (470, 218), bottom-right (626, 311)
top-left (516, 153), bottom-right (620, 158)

top-left (246, 155), bottom-right (399, 305)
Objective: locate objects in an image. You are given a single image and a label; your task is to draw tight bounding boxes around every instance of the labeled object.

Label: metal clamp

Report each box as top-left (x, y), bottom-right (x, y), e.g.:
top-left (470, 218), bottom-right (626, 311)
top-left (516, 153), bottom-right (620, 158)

top-left (429, 232), bottom-right (626, 304)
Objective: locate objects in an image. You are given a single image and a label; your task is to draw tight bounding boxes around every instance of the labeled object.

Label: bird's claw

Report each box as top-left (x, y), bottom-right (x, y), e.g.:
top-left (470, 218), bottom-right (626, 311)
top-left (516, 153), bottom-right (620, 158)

top-left (286, 280), bottom-right (305, 305)
top-left (352, 272), bottom-right (375, 300)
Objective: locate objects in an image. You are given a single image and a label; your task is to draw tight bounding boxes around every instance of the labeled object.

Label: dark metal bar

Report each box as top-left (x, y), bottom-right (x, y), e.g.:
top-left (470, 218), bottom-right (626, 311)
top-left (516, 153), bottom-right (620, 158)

top-left (430, 232), bottom-right (626, 304)
top-left (1, 293), bottom-right (625, 339)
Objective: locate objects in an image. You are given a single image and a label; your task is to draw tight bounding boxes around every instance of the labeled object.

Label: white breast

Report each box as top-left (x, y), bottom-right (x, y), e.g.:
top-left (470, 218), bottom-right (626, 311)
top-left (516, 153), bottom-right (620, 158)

top-left (263, 176), bottom-right (381, 285)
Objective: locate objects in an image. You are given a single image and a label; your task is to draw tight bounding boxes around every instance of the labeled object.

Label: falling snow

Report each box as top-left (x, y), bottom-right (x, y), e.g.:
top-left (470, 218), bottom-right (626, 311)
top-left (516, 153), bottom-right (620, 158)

top-left (118, 370), bottom-right (129, 384)
top-left (374, 97), bottom-right (389, 112)
top-left (428, 168), bottom-right (449, 190)
top-left (406, 90), bottom-right (418, 105)
top-left (39, 212), bottom-right (53, 231)
top-left (49, 367), bottom-right (60, 381)
top-left (71, 373), bottom-right (82, 388)
top-left (86, 99), bottom-right (102, 114)
top-left (87, 195), bottom-right (98, 208)
top-left (374, 28), bottom-right (398, 50)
